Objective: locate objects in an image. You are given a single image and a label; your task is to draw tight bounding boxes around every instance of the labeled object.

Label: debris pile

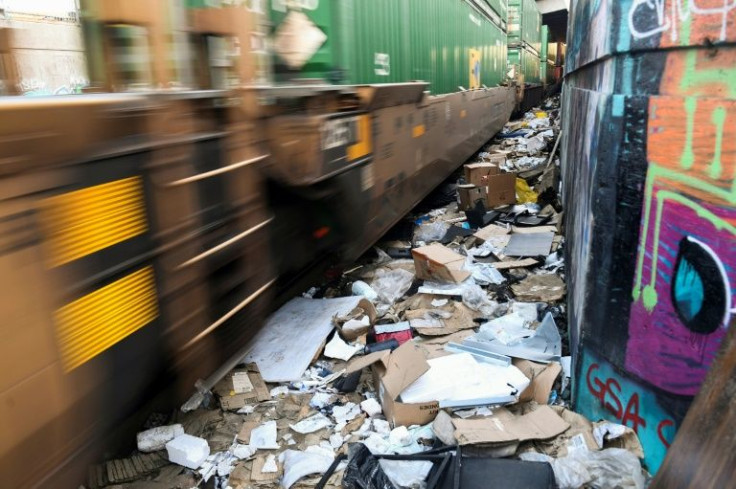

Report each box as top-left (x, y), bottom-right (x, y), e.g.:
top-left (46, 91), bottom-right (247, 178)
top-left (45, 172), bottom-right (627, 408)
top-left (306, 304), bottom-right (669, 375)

top-left (87, 97), bottom-right (647, 489)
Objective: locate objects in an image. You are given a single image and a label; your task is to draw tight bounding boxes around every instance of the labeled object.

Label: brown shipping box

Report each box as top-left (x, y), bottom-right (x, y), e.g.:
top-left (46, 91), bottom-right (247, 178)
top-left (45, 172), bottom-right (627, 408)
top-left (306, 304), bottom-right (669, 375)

top-left (486, 172), bottom-right (516, 208)
top-left (346, 342), bottom-right (439, 427)
top-left (458, 184), bottom-right (487, 211)
top-left (412, 244), bottom-right (471, 283)
top-left (464, 162), bottom-right (500, 186)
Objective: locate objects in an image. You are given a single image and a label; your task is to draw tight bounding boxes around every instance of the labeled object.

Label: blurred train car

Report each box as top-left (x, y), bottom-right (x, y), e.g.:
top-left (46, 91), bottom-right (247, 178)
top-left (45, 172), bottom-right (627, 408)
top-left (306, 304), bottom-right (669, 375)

top-left (0, 1), bottom-right (516, 487)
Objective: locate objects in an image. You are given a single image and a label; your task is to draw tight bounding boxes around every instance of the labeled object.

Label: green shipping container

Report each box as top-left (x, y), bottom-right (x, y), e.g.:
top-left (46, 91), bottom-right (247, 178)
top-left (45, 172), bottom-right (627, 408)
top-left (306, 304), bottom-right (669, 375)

top-left (269, 0), bottom-right (508, 95)
top-left (508, 44), bottom-right (540, 85)
top-left (507, 0), bottom-right (541, 55)
top-left (540, 25), bottom-right (548, 60)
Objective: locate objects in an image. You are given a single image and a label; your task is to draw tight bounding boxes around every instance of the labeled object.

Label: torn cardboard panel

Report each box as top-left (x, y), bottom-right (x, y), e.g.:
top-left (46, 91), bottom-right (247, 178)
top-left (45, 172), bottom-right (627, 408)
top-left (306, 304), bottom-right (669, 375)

top-left (514, 360), bottom-right (561, 404)
top-left (491, 258), bottom-right (539, 269)
top-left (213, 365), bottom-right (270, 410)
top-left (510, 274), bottom-right (566, 302)
top-left (474, 223), bottom-right (511, 243)
top-left (464, 162), bottom-right (500, 186)
top-left (405, 304), bottom-right (476, 337)
top-left (452, 405), bottom-right (569, 446)
top-left (245, 296), bottom-right (375, 382)
top-left (411, 244), bottom-right (471, 284)
top-left (458, 185), bottom-right (488, 211)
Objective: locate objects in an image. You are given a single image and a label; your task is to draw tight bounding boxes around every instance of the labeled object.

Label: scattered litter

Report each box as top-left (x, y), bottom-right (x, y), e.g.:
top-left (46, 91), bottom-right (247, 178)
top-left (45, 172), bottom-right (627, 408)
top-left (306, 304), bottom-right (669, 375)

top-left (467, 312), bottom-right (562, 362)
top-left (379, 459), bottom-right (433, 488)
top-left (511, 274), bottom-right (566, 302)
top-left (521, 448), bottom-right (645, 489)
top-left (351, 280), bottom-right (379, 301)
top-left (323, 333), bottom-right (360, 361)
top-left (333, 402), bottom-right (362, 424)
top-left (371, 268), bottom-right (415, 305)
top-left (281, 446), bottom-right (335, 489)
top-left (360, 398), bottom-right (383, 417)
top-left (262, 454), bottom-right (278, 473)
top-left (290, 413), bottom-right (332, 434)
top-left (388, 426), bottom-right (413, 447)
top-left (431, 298), bottom-right (448, 307)
top-left (233, 444), bottom-right (257, 459)
top-left (250, 420), bottom-right (280, 449)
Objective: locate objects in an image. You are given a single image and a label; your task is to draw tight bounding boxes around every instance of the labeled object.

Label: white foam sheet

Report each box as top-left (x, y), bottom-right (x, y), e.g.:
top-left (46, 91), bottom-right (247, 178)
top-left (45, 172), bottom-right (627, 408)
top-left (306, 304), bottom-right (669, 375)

top-left (244, 296), bottom-right (366, 382)
top-left (399, 353), bottom-right (529, 405)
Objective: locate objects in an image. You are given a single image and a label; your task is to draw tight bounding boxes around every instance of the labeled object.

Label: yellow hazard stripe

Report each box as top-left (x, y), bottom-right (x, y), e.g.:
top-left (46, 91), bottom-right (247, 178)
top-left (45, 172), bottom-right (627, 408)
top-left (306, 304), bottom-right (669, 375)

top-left (40, 177), bottom-right (148, 267)
top-left (347, 115), bottom-right (372, 161)
top-left (55, 266), bottom-right (158, 372)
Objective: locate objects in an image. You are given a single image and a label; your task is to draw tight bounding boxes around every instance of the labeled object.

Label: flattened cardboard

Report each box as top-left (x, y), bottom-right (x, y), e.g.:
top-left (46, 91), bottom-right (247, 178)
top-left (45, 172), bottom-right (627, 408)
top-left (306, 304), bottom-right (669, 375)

top-left (464, 162), bottom-right (500, 186)
top-left (486, 173), bottom-right (517, 208)
top-left (458, 185), bottom-right (488, 211)
top-left (491, 258), bottom-right (539, 270)
top-left (511, 274), bottom-right (566, 302)
top-left (237, 421), bottom-right (260, 444)
top-left (214, 365), bottom-right (270, 410)
top-left (412, 244), bottom-right (471, 284)
top-left (453, 405), bottom-right (570, 446)
top-left (514, 360), bottom-right (562, 404)
top-left (474, 223), bottom-right (510, 243)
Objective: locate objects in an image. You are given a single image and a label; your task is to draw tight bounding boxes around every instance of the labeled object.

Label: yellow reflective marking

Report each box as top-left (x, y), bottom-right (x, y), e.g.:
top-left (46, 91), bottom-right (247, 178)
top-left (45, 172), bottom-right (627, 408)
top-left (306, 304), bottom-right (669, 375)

top-left (55, 266), bottom-right (158, 372)
top-left (40, 177), bottom-right (147, 267)
top-left (347, 115), bottom-right (372, 160)
top-left (412, 124), bottom-right (426, 138)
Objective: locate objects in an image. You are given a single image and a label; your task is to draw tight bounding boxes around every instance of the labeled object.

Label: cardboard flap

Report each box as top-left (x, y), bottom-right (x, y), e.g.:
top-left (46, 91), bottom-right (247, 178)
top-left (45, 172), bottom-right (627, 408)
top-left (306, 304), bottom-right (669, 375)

top-left (412, 244), bottom-right (465, 266)
top-left (381, 342), bottom-right (430, 399)
top-left (412, 244), bottom-right (471, 284)
top-left (452, 405), bottom-right (569, 445)
top-left (345, 350), bottom-right (390, 375)
top-left (514, 360), bottom-right (562, 404)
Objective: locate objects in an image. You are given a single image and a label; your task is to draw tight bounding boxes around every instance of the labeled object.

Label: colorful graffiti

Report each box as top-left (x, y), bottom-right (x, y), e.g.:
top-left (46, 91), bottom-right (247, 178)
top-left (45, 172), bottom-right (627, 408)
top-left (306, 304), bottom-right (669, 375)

top-left (579, 349), bottom-right (677, 473)
top-left (627, 23), bottom-right (736, 396)
top-left (564, 0), bottom-right (736, 474)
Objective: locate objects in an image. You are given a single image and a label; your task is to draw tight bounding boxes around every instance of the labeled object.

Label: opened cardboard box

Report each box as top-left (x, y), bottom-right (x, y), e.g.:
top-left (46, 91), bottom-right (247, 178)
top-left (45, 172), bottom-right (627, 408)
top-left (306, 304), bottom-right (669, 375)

top-left (412, 243), bottom-right (471, 283)
top-left (458, 184), bottom-right (487, 211)
top-left (345, 342), bottom-right (439, 427)
top-left (464, 162), bottom-right (500, 186)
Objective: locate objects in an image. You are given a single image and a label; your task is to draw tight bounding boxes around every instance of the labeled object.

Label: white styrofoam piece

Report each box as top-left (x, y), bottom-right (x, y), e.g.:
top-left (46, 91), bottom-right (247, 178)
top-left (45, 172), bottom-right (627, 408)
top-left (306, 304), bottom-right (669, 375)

top-left (360, 398), bottom-right (383, 417)
top-left (250, 420), bottom-right (280, 449)
top-left (323, 334), bottom-right (360, 361)
top-left (289, 413), bottom-right (332, 434)
top-left (166, 434), bottom-right (210, 469)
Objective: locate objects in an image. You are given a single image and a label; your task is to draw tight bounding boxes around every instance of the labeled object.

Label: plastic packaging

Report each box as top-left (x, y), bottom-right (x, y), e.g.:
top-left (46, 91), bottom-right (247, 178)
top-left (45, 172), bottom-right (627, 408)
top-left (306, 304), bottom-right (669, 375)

top-left (379, 460), bottom-right (433, 488)
top-left (281, 446), bottom-right (335, 489)
top-left (371, 268), bottom-right (414, 305)
top-left (520, 448), bottom-right (645, 489)
top-left (414, 221), bottom-right (450, 243)
top-left (351, 280), bottom-right (379, 301)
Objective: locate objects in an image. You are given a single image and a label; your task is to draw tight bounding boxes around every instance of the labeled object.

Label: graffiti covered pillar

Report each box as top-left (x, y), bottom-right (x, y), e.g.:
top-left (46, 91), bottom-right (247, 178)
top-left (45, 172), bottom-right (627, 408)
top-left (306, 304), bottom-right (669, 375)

top-left (562, 0), bottom-right (735, 474)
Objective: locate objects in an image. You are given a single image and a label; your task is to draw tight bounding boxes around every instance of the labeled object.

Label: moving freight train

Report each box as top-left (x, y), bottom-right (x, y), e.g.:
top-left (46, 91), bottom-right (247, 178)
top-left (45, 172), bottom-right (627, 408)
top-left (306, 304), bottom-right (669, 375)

top-left (0, 1), bottom-right (549, 486)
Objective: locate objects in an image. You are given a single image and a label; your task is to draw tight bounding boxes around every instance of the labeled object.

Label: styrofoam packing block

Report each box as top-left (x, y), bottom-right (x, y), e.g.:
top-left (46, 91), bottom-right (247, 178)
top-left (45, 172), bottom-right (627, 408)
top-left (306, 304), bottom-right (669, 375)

top-left (166, 434), bottom-right (210, 469)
